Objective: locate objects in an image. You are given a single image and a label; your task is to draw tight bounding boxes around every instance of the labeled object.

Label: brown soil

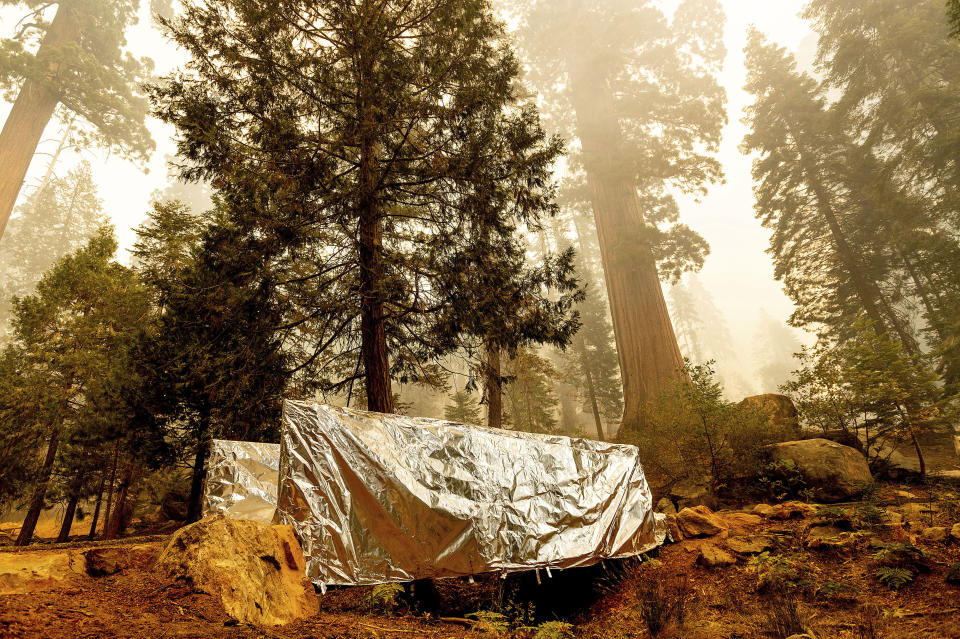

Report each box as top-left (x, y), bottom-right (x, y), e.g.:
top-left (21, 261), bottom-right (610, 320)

top-left (1, 481), bottom-right (959, 638)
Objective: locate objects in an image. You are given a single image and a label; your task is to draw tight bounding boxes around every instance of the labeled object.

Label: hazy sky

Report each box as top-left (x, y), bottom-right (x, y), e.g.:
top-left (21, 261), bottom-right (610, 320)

top-left (0, 0), bottom-right (816, 395)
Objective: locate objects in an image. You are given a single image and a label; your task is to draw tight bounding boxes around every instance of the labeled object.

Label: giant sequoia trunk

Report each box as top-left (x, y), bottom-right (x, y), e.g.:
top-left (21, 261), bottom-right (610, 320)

top-left (569, 70), bottom-right (686, 431)
top-left (0, 4), bottom-right (81, 239)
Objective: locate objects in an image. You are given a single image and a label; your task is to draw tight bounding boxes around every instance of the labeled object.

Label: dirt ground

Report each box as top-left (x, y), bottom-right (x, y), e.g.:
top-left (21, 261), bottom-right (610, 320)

top-left (1, 481), bottom-right (959, 638)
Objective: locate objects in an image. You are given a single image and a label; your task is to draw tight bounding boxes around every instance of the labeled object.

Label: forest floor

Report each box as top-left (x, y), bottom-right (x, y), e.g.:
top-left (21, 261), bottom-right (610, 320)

top-left (1, 480), bottom-right (959, 639)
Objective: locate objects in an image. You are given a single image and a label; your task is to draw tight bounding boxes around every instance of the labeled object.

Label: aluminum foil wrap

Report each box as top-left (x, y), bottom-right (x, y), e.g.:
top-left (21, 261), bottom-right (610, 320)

top-left (277, 401), bottom-right (667, 586)
top-left (203, 439), bottom-right (281, 523)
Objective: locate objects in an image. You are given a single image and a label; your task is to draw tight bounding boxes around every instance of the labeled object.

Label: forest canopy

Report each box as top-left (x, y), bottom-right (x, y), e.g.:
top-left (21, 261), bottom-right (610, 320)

top-left (0, 0), bottom-right (959, 546)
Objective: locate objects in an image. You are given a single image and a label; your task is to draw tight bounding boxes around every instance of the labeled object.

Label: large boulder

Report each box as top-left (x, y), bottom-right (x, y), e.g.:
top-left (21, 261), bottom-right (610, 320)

top-left (669, 479), bottom-right (717, 510)
top-left (676, 506), bottom-right (727, 538)
top-left (84, 545), bottom-right (158, 577)
top-left (697, 544), bottom-right (736, 568)
top-left (766, 439), bottom-right (872, 502)
top-left (0, 550), bottom-right (83, 594)
top-left (739, 394), bottom-right (800, 435)
top-left (155, 515), bottom-right (317, 626)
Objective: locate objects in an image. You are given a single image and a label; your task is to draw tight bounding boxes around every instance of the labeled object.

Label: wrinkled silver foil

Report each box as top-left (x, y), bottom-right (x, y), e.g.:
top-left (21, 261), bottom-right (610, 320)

top-left (203, 439), bottom-right (281, 523)
top-left (277, 401), bottom-right (667, 587)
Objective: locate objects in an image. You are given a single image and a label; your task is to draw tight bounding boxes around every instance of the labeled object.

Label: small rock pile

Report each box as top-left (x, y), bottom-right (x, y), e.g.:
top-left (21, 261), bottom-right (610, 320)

top-left (659, 503), bottom-right (787, 569)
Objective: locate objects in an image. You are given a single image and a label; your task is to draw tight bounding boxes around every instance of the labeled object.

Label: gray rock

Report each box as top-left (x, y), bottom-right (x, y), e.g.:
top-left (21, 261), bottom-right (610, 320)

top-left (738, 394), bottom-right (800, 436)
top-left (698, 544), bottom-right (736, 568)
top-left (676, 506), bottom-right (727, 538)
top-left (670, 480), bottom-right (716, 510)
top-left (808, 525), bottom-right (844, 540)
top-left (767, 439), bottom-right (872, 502)
top-left (899, 502), bottom-right (938, 525)
top-left (951, 523), bottom-right (960, 542)
top-left (725, 535), bottom-right (774, 555)
top-left (665, 513), bottom-right (683, 542)
top-left (921, 527), bottom-right (948, 543)
top-left (655, 497), bottom-right (677, 515)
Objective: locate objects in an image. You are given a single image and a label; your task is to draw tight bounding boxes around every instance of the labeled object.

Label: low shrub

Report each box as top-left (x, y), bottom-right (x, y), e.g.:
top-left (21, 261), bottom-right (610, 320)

top-left (532, 621), bottom-right (576, 639)
top-left (764, 588), bottom-right (808, 639)
top-left (362, 583), bottom-right (405, 614)
top-left (756, 460), bottom-right (812, 503)
top-left (816, 580), bottom-right (859, 601)
top-left (871, 542), bottom-right (932, 590)
top-left (874, 567), bottom-right (914, 590)
top-left (623, 361), bottom-right (794, 497)
top-left (466, 611), bottom-right (510, 635)
top-left (635, 575), bottom-right (690, 638)
top-left (816, 506), bottom-right (854, 529)
top-left (752, 552), bottom-right (818, 595)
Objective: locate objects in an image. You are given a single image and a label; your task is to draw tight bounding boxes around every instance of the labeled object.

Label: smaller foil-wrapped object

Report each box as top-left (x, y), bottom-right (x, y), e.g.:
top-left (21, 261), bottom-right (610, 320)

top-left (277, 402), bottom-right (667, 587)
top-left (202, 439), bottom-right (281, 523)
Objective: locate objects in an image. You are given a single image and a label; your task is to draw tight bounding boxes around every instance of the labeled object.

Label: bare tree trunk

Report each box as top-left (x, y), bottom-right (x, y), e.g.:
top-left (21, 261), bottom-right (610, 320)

top-left (580, 344), bottom-right (606, 442)
top-left (797, 144), bottom-right (920, 354)
top-left (357, 50), bottom-right (392, 415)
top-left (0, 4), bottom-right (81, 240)
top-left (88, 470), bottom-right (106, 540)
top-left (102, 442), bottom-right (120, 537)
top-left (35, 116), bottom-right (76, 195)
top-left (186, 436), bottom-right (210, 523)
top-left (485, 343), bottom-right (503, 429)
top-left (105, 461), bottom-right (135, 540)
top-left (358, 206), bottom-right (391, 414)
top-left (557, 381), bottom-right (578, 436)
top-left (55, 486), bottom-right (82, 543)
top-left (908, 426), bottom-right (927, 480)
top-left (569, 70), bottom-right (686, 433)
top-left (15, 424), bottom-right (63, 546)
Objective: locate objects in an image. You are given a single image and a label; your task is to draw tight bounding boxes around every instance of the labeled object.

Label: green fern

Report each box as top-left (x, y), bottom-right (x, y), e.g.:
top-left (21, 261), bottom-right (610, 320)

top-left (363, 583), bottom-right (404, 613)
top-left (874, 567), bottom-right (914, 590)
top-left (466, 611), bottom-right (510, 635)
top-left (946, 563), bottom-right (960, 585)
top-left (534, 621), bottom-right (576, 639)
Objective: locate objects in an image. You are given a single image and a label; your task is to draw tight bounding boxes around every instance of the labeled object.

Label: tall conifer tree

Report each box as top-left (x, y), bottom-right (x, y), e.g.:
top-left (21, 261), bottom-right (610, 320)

top-left (0, 0), bottom-right (155, 238)
top-left (514, 0), bottom-right (727, 429)
top-left (152, 0), bottom-right (573, 415)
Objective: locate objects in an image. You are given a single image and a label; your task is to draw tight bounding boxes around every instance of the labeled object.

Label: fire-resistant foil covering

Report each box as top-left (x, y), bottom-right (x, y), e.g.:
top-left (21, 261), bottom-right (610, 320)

top-left (277, 401), bottom-right (667, 586)
top-left (203, 439), bottom-right (281, 523)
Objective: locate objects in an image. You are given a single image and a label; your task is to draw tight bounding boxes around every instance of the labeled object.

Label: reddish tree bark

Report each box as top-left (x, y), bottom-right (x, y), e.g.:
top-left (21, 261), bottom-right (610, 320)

top-left (0, 4), bottom-right (81, 239)
top-left (569, 70), bottom-right (687, 432)
top-left (356, 45), bottom-right (392, 415)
